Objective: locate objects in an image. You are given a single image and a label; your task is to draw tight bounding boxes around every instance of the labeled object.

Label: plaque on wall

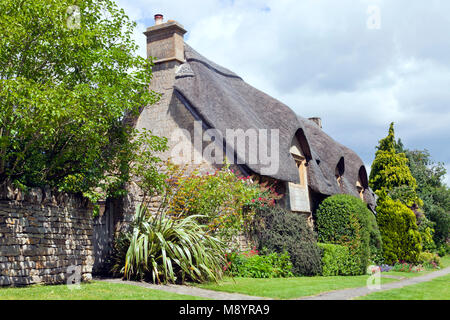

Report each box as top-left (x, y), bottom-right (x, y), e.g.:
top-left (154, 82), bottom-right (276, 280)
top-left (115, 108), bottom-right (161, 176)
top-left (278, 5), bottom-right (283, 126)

top-left (288, 182), bottom-right (311, 213)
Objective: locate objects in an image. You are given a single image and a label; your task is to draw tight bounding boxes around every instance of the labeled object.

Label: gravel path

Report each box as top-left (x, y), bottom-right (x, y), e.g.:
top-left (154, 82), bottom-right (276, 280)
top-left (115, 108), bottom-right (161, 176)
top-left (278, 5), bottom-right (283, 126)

top-left (97, 267), bottom-right (449, 300)
top-left (98, 278), bottom-right (271, 300)
top-left (297, 267), bottom-right (450, 300)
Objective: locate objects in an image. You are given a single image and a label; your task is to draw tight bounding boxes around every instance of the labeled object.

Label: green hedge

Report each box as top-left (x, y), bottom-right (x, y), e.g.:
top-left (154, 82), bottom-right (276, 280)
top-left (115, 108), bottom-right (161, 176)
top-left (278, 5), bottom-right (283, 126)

top-left (316, 194), bottom-right (382, 274)
top-left (318, 243), bottom-right (361, 276)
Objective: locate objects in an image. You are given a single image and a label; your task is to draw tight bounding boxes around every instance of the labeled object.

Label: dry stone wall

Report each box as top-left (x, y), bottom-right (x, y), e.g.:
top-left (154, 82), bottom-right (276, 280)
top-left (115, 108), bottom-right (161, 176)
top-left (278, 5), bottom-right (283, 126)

top-left (0, 184), bottom-right (94, 286)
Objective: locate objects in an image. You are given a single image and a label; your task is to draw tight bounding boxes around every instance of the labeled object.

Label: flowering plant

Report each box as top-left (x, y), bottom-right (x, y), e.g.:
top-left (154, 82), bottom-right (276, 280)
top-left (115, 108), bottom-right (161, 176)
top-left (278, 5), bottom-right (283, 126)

top-left (378, 264), bottom-right (393, 272)
top-left (392, 261), bottom-right (424, 273)
top-left (151, 160), bottom-right (282, 244)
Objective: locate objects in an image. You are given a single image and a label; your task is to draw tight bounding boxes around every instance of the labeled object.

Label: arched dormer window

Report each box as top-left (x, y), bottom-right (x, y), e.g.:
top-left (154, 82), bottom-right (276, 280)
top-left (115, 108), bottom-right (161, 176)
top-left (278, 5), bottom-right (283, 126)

top-left (290, 129), bottom-right (311, 187)
top-left (335, 157), bottom-right (345, 189)
top-left (357, 166), bottom-right (369, 201)
top-left (288, 129), bottom-right (312, 215)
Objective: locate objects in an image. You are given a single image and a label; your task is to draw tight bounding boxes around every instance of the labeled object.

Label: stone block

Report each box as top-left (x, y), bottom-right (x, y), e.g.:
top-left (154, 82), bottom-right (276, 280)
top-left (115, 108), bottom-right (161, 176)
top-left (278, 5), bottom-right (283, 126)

top-left (0, 245), bottom-right (20, 256)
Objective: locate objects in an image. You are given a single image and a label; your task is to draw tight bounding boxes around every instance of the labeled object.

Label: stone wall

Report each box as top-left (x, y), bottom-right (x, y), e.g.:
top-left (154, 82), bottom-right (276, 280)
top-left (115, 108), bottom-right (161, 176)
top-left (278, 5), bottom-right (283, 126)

top-left (0, 184), bottom-right (94, 286)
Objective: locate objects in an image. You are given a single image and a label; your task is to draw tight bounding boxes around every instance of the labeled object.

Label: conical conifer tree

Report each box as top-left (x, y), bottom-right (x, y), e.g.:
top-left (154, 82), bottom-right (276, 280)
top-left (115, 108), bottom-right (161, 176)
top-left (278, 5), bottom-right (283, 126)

top-left (369, 123), bottom-right (420, 206)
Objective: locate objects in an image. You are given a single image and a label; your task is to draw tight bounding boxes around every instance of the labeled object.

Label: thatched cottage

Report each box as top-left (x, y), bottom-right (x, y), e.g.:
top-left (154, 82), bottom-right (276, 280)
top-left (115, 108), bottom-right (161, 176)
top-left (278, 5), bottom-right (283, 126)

top-left (90, 15), bottom-right (380, 273)
top-left (122, 15), bottom-right (377, 225)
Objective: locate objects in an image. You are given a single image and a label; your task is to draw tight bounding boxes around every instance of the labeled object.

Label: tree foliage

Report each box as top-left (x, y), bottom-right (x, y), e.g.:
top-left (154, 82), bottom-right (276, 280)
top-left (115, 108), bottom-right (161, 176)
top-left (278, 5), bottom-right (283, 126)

top-left (369, 123), bottom-right (420, 206)
top-left (0, 0), bottom-right (161, 200)
top-left (395, 141), bottom-right (450, 248)
top-left (375, 194), bottom-right (422, 264)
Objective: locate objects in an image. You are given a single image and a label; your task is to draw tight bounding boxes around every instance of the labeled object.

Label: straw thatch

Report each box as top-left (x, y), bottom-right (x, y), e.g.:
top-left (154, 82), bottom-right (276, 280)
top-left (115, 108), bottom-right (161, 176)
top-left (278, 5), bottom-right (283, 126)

top-left (173, 44), bottom-right (376, 209)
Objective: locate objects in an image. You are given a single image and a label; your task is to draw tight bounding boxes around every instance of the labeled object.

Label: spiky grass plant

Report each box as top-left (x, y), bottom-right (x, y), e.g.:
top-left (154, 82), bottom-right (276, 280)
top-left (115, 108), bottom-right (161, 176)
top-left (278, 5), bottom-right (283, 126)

top-left (123, 204), bottom-right (226, 284)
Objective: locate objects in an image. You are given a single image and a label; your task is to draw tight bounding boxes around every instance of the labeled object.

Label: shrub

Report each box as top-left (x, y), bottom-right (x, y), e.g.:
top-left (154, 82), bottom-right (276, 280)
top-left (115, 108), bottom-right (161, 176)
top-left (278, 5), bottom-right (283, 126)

top-left (110, 232), bottom-right (131, 277)
top-left (318, 243), bottom-right (361, 276)
top-left (437, 244), bottom-right (449, 257)
top-left (418, 252), bottom-right (442, 269)
top-left (376, 195), bottom-right (422, 264)
top-left (153, 162), bottom-right (281, 245)
top-left (316, 194), bottom-right (382, 274)
top-left (251, 206), bottom-right (322, 276)
top-left (225, 249), bottom-right (293, 278)
top-left (123, 205), bottom-right (225, 284)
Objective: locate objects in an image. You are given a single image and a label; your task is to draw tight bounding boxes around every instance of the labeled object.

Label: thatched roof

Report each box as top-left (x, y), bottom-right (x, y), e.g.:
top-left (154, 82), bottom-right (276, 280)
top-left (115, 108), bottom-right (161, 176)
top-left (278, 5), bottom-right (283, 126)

top-left (174, 44), bottom-right (376, 207)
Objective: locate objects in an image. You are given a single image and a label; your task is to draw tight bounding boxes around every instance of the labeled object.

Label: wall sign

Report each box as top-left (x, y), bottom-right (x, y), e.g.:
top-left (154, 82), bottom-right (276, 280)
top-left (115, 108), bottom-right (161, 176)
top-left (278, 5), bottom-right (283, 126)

top-left (288, 182), bottom-right (311, 213)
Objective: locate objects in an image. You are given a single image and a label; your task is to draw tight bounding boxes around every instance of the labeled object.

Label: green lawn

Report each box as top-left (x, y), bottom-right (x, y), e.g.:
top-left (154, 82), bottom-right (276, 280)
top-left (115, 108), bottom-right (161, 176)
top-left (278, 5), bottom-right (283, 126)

top-left (194, 276), bottom-right (397, 300)
top-left (357, 273), bottom-right (450, 300)
top-left (195, 256), bottom-right (450, 299)
top-left (0, 281), bottom-right (206, 300)
top-left (2, 256), bottom-right (448, 300)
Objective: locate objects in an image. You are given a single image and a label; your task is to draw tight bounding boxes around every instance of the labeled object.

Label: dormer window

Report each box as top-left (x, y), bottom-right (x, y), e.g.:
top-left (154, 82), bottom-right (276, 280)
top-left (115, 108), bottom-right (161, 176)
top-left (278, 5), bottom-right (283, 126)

top-left (288, 130), bottom-right (312, 214)
top-left (357, 166), bottom-right (369, 201)
top-left (335, 157), bottom-right (345, 189)
top-left (356, 180), bottom-right (364, 200)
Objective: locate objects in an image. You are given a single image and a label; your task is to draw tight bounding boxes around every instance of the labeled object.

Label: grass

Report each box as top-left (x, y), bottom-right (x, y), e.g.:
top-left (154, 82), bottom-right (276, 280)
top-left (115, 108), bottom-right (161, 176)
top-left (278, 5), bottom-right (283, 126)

top-left (357, 273), bottom-right (450, 300)
top-left (0, 281), bottom-right (207, 300)
top-left (2, 256), bottom-right (448, 300)
top-left (195, 256), bottom-right (450, 299)
top-left (194, 275), bottom-right (397, 300)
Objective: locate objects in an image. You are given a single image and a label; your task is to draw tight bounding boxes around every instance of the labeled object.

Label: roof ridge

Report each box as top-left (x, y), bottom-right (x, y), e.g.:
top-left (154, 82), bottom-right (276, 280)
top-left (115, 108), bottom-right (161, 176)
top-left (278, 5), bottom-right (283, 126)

top-left (184, 43), bottom-right (242, 79)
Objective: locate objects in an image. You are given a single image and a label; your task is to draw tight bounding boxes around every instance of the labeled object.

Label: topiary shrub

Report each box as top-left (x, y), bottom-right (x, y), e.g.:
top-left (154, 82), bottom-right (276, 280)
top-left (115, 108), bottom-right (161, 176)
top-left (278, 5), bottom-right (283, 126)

top-left (318, 243), bottom-right (361, 276)
top-left (251, 206), bottom-right (322, 276)
top-left (376, 196), bottom-right (422, 264)
top-left (316, 194), bottom-right (382, 274)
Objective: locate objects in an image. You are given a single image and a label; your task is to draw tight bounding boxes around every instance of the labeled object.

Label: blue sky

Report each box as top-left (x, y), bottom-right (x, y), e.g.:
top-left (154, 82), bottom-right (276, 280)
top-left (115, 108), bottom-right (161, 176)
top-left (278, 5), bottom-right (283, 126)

top-left (117, 0), bottom-right (450, 186)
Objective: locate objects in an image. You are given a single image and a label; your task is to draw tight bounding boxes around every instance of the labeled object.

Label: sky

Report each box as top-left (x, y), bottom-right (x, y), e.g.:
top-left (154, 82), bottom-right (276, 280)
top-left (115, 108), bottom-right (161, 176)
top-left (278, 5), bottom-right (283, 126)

top-left (116, 0), bottom-right (450, 186)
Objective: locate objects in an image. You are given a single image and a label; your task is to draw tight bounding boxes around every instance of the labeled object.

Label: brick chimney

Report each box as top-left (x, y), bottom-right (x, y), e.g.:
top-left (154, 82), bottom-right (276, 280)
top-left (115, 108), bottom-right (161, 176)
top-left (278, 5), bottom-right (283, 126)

top-left (143, 14), bottom-right (187, 65)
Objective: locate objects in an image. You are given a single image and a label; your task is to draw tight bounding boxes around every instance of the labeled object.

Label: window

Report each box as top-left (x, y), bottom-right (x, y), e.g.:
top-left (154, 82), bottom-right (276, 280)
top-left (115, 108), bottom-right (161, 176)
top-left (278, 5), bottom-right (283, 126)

top-left (357, 166), bottom-right (369, 201)
top-left (356, 180), bottom-right (364, 200)
top-left (293, 154), bottom-right (307, 187)
top-left (335, 157), bottom-right (345, 189)
top-left (289, 130), bottom-right (312, 213)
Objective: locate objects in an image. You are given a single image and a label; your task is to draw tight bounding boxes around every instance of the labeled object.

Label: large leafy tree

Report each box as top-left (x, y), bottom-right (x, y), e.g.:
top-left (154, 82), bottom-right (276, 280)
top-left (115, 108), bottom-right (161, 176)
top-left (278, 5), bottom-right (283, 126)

top-left (0, 0), bottom-right (164, 198)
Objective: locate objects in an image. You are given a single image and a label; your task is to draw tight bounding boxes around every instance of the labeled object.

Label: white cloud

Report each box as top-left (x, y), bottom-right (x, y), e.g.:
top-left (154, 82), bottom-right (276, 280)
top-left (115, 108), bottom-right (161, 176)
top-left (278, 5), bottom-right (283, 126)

top-left (115, 0), bottom-right (450, 186)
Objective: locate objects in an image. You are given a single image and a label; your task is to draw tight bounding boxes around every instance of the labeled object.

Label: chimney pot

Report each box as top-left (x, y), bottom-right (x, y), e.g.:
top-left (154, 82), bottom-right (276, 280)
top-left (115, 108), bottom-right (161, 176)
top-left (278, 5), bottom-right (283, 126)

top-left (154, 14), bottom-right (164, 25)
